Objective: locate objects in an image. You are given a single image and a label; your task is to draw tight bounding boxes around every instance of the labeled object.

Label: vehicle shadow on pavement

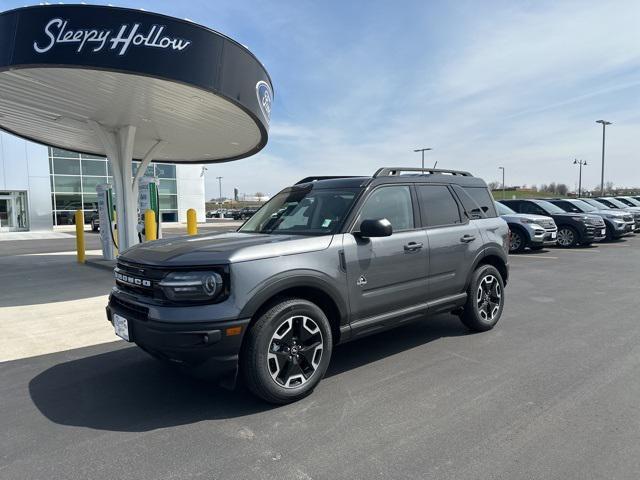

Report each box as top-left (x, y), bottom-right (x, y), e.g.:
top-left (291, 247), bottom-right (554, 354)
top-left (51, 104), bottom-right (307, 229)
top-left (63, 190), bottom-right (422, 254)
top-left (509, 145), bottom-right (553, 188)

top-left (28, 314), bottom-right (466, 432)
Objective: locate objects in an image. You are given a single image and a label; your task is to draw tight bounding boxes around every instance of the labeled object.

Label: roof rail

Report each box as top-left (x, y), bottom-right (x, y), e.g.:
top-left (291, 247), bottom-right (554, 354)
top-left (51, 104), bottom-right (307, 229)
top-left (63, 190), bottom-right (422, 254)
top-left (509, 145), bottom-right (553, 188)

top-left (295, 176), bottom-right (358, 185)
top-left (374, 167), bottom-right (473, 177)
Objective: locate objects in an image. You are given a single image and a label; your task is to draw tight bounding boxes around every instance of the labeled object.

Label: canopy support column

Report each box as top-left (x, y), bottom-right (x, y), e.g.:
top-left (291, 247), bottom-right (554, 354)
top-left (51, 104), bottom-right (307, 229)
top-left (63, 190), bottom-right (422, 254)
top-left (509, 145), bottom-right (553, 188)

top-left (88, 121), bottom-right (138, 251)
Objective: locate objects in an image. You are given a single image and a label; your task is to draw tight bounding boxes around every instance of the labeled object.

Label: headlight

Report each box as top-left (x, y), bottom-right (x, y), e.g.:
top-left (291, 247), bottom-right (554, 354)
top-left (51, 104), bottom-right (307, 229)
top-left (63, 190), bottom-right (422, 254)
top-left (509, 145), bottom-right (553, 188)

top-left (520, 218), bottom-right (536, 224)
top-left (159, 271), bottom-right (224, 302)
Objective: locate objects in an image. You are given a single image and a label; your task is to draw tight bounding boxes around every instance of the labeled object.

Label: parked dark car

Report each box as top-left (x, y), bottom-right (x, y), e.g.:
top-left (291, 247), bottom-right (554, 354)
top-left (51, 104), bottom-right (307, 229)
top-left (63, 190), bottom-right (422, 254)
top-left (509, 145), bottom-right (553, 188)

top-left (499, 199), bottom-right (606, 247)
top-left (589, 197), bottom-right (640, 232)
top-left (233, 207), bottom-right (259, 220)
top-left (547, 198), bottom-right (633, 240)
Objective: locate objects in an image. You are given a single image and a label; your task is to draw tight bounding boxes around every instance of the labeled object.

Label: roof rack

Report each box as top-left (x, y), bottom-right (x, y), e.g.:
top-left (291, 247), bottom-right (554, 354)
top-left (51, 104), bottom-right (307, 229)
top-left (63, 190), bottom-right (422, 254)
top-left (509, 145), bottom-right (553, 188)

top-left (295, 176), bottom-right (359, 185)
top-left (373, 167), bottom-right (473, 177)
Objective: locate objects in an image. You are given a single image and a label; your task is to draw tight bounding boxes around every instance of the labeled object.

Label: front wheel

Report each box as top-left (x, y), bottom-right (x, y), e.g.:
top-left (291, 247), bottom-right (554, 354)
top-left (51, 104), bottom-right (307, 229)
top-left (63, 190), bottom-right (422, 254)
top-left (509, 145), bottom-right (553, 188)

top-left (459, 265), bottom-right (505, 332)
top-left (556, 226), bottom-right (578, 248)
top-left (508, 228), bottom-right (526, 253)
top-left (241, 297), bottom-right (333, 404)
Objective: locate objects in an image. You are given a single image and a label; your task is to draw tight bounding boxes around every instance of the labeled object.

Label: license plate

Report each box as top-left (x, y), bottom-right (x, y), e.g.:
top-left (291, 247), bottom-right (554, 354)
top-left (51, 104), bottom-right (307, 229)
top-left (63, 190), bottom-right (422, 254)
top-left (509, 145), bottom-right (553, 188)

top-left (601, 228), bottom-right (606, 235)
top-left (632, 224), bottom-right (636, 230)
top-left (113, 313), bottom-right (130, 342)
top-left (551, 232), bottom-right (557, 239)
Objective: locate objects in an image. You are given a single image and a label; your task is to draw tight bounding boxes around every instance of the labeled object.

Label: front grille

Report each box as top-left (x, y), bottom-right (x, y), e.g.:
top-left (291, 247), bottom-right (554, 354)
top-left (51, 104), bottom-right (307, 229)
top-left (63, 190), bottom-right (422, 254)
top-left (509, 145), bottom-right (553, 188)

top-left (115, 260), bottom-right (166, 298)
top-left (538, 219), bottom-right (556, 229)
top-left (110, 295), bottom-right (149, 320)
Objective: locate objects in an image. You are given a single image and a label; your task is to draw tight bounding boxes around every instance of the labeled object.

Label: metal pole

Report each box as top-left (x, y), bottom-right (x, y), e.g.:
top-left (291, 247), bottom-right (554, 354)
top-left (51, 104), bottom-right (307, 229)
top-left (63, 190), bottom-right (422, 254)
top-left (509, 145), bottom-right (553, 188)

top-left (578, 162), bottom-right (582, 197)
top-left (498, 167), bottom-right (505, 199)
top-left (217, 176), bottom-right (223, 203)
top-left (413, 148), bottom-right (432, 170)
top-left (596, 120), bottom-right (611, 195)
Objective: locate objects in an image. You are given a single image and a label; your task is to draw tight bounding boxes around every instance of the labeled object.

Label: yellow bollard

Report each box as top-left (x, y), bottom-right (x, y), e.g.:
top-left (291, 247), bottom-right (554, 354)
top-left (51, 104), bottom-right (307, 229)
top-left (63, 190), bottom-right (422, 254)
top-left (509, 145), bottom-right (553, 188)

top-left (75, 210), bottom-right (85, 264)
top-left (187, 208), bottom-right (198, 235)
top-left (144, 209), bottom-right (157, 241)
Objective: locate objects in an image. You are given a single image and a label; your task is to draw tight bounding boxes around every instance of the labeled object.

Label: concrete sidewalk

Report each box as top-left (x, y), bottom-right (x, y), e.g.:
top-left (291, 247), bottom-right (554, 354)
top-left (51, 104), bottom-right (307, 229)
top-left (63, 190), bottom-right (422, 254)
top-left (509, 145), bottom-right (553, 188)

top-left (0, 249), bottom-right (117, 362)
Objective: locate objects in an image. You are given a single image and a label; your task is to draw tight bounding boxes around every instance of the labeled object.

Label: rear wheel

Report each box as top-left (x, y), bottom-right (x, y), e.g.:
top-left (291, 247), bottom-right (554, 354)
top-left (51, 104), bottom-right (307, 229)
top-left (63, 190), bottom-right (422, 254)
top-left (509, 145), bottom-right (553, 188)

top-left (508, 228), bottom-right (526, 253)
top-left (241, 297), bottom-right (332, 404)
top-left (459, 265), bottom-right (505, 332)
top-left (556, 226), bottom-right (578, 248)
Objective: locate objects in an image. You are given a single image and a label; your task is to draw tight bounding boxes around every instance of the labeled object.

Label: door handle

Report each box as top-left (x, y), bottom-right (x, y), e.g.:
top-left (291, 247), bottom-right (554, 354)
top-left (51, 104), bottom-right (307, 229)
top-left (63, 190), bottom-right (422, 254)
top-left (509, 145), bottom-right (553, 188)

top-left (460, 235), bottom-right (476, 243)
top-left (404, 242), bottom-right (423, 251)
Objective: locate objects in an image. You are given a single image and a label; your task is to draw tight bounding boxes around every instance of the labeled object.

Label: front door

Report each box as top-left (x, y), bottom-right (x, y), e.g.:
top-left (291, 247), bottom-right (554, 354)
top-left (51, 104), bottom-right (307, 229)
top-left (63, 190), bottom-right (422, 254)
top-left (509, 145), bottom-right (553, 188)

top-left (0, 197), bottom-right (14, 232)
top-left (343, 185), bottom-right (428, 325)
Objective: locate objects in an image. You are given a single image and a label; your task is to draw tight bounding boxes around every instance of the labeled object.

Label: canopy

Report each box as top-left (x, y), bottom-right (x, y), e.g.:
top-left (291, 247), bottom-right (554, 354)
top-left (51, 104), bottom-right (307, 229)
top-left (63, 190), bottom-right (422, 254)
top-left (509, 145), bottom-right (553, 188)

top-left (0, 5), bottom-right (274, 251)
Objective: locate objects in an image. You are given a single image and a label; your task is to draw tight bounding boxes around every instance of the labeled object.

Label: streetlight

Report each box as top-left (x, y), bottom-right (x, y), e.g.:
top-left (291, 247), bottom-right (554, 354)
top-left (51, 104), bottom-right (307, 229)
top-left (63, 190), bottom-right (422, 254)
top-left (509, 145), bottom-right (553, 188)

top-left (573, 159), bottom-right (587, 197)
top-left (413, 147), bottom-right (432, 170)
top-left (216, 176), bottom-right (223, 205)
top-left (595, 119), bottom-right (612, 195)
top-left (498, 166), bottom-right (505, 199)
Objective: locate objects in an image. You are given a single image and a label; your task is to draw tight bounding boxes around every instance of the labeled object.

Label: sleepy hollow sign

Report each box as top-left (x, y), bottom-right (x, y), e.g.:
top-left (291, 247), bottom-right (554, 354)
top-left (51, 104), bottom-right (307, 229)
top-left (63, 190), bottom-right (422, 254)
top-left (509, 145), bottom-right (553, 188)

top-left (0, 4), bottom-right (274, 139)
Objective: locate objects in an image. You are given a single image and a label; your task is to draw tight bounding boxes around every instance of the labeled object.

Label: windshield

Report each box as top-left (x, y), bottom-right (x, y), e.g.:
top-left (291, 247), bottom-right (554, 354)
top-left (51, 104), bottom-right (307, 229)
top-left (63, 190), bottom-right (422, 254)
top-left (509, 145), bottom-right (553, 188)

top-left (534, 200), bottom-right (565, 214)
top-left (619, 197), bottom-right (640, 207)
top-left (603, 197), bottom-right (629, 209)
top-left (581, 198), bottom-right (610, 209)
top-left (571, 200), bottom-right (597, 212)
top-left (239, 187), bottom-right (358, 235)
top-left (495, 201), bottom-right (515, 215)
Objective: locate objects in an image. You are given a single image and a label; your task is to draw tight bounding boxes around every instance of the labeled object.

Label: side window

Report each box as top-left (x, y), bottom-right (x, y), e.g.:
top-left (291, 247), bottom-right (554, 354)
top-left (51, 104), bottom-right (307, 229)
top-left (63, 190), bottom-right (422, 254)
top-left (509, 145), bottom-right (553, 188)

top-left (416, 185), bottom-right (462, 227)
top-left (463, 187), bottom-right (497, 217)
top-left (502, 201), bottom-right (520, 212)
top-left (520, 202), bottom-right (545, 216)
top-left (452, 185), bottom-right (485, 219)
top-left (357, 185), bottom-right (414, 231)
top-left (559, 201), bottom-right (578, 213)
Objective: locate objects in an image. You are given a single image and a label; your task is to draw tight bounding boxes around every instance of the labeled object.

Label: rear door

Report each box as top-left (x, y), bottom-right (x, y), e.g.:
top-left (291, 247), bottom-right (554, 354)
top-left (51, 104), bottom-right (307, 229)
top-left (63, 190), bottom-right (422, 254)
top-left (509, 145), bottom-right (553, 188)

top-left (417, 184), bottom-right (482, 301)
top-left (343, 184), bottom-right (428, 323)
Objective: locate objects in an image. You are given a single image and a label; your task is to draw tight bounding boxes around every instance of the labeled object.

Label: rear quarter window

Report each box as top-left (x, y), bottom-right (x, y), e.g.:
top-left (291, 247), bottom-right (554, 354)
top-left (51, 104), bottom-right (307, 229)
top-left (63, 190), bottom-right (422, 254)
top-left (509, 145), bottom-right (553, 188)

top-left (461, 186), bottom-right (498, 218)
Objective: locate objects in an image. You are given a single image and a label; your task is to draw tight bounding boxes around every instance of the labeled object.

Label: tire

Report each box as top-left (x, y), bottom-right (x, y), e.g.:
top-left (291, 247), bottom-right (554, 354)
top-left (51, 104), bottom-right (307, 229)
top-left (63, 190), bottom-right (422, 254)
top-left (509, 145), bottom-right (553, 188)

top-left (556, 226), bottom-right (578, 248)
top-left (241, 297), bottom-right (333, 404)
top-left (508, 228), bottom-right (526, 253)
top-left (459, 265), bottom-right (505, 332)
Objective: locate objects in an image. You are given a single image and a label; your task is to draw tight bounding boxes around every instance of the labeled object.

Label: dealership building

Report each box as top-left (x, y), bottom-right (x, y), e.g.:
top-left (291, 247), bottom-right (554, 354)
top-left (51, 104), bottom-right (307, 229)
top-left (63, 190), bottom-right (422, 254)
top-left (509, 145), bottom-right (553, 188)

top-left (0, 131), bottom-right (205, 232)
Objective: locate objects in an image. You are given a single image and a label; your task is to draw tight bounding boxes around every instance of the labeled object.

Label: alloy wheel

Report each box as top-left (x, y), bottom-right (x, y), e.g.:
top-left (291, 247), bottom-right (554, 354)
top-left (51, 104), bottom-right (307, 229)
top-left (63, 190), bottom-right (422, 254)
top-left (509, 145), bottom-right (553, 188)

top-left (509, 230), bottom-right (522, 252)
top-left (267, 315), bottom-right (324, 388)
top-left (557, 228), bottom-right (574, 247)
top-left (476, 275), bottom-right (502, 322)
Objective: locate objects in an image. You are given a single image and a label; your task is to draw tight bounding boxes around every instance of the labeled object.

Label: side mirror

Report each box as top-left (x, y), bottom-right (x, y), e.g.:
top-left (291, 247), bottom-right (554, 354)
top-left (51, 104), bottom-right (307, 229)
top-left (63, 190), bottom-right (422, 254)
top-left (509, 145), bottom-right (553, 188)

top-left (357, 218), bottom-right (393, 238)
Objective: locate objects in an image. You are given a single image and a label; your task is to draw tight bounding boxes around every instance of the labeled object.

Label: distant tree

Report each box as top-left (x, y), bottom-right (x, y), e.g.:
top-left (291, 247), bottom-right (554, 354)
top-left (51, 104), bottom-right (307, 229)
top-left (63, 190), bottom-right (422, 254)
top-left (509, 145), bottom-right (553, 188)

top-left (530, 185), bottom-right (538, 192)
top-left (605, 181), bottom-right (615, 193)
top-left (548, 182), bottom-right (557, 194)
top-left (540, 183), bottom-right (548, 192)
top-left (487, 181), bottom-right (500, 190)
top-left (255, 191), bottom-right (265, 198)
top-left (557, 183), bottom-right (568, 196)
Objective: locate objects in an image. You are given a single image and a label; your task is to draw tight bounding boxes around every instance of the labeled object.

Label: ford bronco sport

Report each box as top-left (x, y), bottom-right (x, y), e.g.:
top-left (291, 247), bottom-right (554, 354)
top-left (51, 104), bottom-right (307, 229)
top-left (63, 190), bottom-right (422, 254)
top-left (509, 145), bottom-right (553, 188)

top-left (107, 167), bottom-right (509, 403)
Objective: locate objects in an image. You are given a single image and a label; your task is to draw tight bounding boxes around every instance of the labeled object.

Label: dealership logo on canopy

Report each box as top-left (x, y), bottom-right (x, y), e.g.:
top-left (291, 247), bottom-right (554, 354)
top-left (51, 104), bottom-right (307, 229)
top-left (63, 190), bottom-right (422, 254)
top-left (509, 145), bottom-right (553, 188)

top-left (33, 18), bottom-right (192, 56)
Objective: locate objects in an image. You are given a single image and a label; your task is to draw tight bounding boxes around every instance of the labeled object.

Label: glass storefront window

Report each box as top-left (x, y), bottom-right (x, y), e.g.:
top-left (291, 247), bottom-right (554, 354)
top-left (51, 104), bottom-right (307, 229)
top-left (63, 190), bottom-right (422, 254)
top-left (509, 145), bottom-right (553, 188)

top-left (161, 211), bottom-right (178, 222)
top-left (54, 211), bottom-right (76, 225)
top-left (83, 194), bottom-right (98, 210)
top-left (81, 154), bottom-right (106, 160)
top-left (159, 179), bottom-right (177, 194)
top-left (53, 176), bottom-right (82, 193)
top-left (54, 194), bottom-right (83, 210)
top-left (82, 176), bottom-right (108, 193)
top-left (50, 148), bottom-right (79, 158)
top-left (81, 159), bottom-right (107, 176)
top-left (53, 158), bottom-right (81, 175)
top-left (156, 164), bottom-right (176, 179)
top-left (132, 162), bottom-right (154, 177)
top-left (159, 195), bottom-right (178, 210)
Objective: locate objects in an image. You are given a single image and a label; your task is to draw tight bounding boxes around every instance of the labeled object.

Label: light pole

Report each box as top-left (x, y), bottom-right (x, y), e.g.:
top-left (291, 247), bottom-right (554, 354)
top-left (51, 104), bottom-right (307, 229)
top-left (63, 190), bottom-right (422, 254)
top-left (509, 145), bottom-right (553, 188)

top-left (596, 120), bottom-right (612, 195)
top-left (216, 176), bottom-right (223, 205)
top-left (498, 166), bottom-right (505, 199)
top-left (413, 147), bottom-right (432, 170)
top-left (573, 159), bottom-right (587, 197)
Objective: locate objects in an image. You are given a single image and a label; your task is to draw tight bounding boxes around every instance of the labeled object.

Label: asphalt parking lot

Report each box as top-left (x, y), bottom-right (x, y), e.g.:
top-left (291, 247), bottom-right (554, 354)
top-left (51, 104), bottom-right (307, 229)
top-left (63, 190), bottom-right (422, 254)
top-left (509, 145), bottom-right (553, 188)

top-left (2, 236), bottom-right (640, 479)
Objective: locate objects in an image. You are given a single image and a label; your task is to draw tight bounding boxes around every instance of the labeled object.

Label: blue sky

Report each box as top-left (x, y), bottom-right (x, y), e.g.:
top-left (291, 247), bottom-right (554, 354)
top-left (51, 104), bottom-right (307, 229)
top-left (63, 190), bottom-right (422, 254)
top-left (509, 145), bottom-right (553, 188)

top-left (2, 0), bottom-right (640, 198)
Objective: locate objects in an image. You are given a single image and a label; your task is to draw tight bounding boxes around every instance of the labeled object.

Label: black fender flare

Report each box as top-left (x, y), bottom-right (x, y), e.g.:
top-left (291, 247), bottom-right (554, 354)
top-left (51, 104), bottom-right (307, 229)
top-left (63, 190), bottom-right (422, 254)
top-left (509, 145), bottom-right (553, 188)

top-left (239, 269), bottom-right (349, 325)
top-left (465, 246), bottom-right (509, 288)
top-left (508, 223), bottom-right (531, 244)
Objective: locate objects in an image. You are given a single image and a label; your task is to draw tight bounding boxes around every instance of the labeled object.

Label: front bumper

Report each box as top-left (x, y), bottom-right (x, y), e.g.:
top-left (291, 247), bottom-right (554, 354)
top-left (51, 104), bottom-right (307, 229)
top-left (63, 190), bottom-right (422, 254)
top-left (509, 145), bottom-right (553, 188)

top-left (106, 292), bottom-right (250, 379)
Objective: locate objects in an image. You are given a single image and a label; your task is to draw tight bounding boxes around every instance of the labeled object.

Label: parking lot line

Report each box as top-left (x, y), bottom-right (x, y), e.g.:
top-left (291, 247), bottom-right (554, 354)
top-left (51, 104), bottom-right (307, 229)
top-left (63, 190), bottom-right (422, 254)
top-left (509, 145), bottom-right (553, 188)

top-left (555, 249), bottom-right (599, 253)
top-left (512, 255), bottom-right (558, 259)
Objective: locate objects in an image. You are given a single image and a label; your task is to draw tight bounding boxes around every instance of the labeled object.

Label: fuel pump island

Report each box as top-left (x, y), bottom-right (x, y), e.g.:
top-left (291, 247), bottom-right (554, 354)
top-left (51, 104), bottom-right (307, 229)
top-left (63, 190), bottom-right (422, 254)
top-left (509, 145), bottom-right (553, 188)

top-left (0, 4), bottom-right (273, 259)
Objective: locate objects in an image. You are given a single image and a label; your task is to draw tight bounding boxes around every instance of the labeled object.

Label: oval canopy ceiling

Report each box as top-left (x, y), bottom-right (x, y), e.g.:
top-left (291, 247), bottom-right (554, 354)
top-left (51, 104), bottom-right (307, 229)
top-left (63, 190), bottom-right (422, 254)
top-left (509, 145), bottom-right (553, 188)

top-left (0, 5), bottom-right (274, 163)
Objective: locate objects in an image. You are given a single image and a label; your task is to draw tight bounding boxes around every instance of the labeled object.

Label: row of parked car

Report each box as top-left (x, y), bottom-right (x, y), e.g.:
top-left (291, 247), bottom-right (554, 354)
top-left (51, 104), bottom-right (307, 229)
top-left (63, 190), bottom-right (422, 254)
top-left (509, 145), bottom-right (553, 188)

top-left (206, 206), bottom-right (259, 220)
top-left (496, 196), bottom-right (640, 252)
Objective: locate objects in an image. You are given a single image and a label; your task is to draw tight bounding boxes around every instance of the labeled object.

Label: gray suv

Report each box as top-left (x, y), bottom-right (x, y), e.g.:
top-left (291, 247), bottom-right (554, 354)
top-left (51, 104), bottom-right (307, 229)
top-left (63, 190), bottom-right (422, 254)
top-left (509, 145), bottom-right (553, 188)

top-left (107, 167), bottom-right (509, 403)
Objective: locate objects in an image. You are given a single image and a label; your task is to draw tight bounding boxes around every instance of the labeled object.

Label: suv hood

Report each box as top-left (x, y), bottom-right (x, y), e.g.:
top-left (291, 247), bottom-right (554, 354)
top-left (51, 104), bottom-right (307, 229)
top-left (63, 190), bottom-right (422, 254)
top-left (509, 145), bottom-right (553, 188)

top-left (500, 213), bottom-right (553, 223)
top-left (119, 232), bottom-right (333, 267)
